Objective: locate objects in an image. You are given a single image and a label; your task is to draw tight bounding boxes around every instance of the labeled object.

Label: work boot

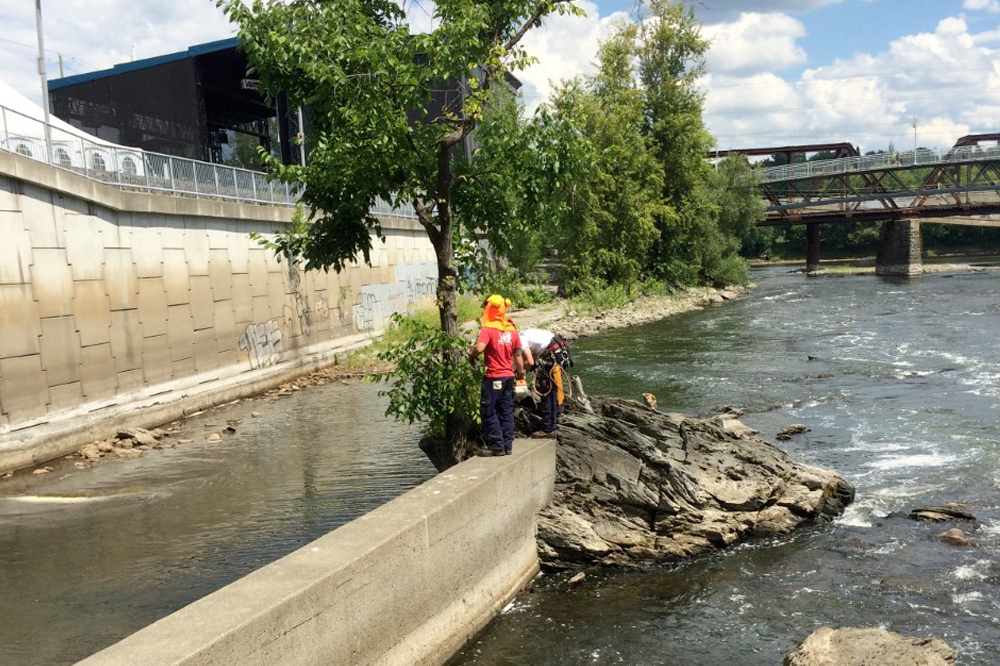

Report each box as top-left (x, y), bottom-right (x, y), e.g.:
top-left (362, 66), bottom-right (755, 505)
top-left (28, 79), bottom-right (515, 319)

top-left (530, 429), bottom-right (556, 439)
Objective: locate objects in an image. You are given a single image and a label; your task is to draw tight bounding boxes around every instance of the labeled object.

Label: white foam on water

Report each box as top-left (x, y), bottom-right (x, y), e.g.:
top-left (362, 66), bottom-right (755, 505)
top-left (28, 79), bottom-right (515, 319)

top-left (5, 494), bottom-right (123, 504)
top-left (835, 505), bottom-right (873, 527)
top-left (841, 442), bottom-right (913, 453)
top-left (954, 560), bottom-right (991, 582)
top-left (871, 540), bottom-right (905, 556)
top-left (953, 591), bottom-right (984, 605)
top-left (865, 452), bottom-right (960, 471)
top-left (762, 290), bottom-right (800, 302)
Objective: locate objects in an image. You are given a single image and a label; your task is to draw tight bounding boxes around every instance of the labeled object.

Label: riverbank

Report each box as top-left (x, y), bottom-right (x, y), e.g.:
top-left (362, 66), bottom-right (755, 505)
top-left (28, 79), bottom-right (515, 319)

top-left (752, 252), bottom-right (1000, 277)
top-left (508, 284), bottom-right (751, 340)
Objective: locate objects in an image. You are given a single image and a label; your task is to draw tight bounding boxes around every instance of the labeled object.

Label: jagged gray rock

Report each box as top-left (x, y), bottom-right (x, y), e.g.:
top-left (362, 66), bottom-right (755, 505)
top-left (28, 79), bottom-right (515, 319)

top-left (783, 627), bottom-right (957, 665)
top-left (536, 397), bottom-right (855, 569)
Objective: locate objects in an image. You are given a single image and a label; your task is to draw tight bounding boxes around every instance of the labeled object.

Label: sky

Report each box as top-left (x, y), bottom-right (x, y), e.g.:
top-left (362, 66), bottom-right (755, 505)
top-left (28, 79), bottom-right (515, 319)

top-left (2, 0), bottom-right (999, 153)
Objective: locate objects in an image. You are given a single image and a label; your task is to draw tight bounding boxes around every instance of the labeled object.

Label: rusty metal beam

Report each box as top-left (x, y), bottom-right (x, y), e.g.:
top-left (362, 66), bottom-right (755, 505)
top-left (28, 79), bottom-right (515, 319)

top-left (712, 142), bottom-right (860, 160)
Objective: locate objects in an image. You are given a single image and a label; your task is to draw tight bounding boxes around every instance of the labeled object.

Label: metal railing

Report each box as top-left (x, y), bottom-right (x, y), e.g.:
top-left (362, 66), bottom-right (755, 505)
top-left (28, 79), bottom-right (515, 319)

top-left (0, 103), bottom-right (418, 220)
top-left (0, 103), bottom-right (300, 206)
top-left (756, 145), bottom-right (1000, 184)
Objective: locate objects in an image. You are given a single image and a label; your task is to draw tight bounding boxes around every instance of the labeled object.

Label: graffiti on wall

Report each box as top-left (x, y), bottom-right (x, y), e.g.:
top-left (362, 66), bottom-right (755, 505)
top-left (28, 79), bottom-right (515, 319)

top-left (239, 320), bottom-right (284, 369)
top-left (396, 261), bottom-right (438, 304)
top-left (353, 284), bottom-right (408, 331)
top-left (352, 262), bottom-right (438, 332)
top-left (286, 258), bottom-right (313, 337)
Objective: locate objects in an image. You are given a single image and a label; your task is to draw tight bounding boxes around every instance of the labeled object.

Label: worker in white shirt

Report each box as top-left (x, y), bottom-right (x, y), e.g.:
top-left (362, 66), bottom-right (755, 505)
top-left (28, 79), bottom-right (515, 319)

top-left (519, 328), bottom-right (562, 438)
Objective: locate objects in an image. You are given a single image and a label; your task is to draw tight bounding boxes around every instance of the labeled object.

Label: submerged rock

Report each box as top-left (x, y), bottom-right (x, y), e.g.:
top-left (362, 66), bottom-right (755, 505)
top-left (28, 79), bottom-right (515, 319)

top-left (910, 503), bottom-right (976, 523)
top-left (939, 528), bottom-right (973, 547)
top-left (537, 398), bottom-right (855, 569)
top-left (783, 627), bottom-right (957, 665)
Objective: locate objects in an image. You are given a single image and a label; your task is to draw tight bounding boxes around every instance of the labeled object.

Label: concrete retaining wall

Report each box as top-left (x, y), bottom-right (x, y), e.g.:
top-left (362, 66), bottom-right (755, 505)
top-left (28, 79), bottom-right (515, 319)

top-left (0, 150), bottom-right (438, 473)
top-left (75, 439), bottom-right (556, 666)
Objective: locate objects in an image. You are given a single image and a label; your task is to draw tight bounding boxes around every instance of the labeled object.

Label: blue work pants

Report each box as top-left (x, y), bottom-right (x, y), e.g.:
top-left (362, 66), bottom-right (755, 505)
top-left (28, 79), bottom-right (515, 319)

top-left (481, 377), bottom-right (515, 453)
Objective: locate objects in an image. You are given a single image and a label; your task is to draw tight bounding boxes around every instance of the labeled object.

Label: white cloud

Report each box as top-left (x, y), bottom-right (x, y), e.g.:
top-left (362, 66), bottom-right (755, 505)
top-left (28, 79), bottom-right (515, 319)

top-left (703, 13), bottom-right (807, 76)
top-left (703, 12), bottom-right (1000, 152)
top-left (1, 0), bottom-right (234, 106)
top-left (964, 0), bottom-right (1000, 12)
top-left (517, 1), bottom-right (627, 112)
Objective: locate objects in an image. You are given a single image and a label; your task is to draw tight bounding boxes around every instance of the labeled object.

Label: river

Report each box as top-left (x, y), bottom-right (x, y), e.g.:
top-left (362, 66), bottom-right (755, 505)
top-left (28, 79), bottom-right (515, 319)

top-left (5, 265), bottom-right (1000, 665)
top-left (452, 264), bottom-right (1000, 665)
top-left (0, 382), bottom-right (436, 666)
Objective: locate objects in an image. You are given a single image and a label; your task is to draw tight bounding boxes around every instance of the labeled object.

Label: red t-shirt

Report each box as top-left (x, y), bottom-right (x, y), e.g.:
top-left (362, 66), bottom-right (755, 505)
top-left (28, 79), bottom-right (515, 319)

top-left (477, 327), bottom-right (522, 378)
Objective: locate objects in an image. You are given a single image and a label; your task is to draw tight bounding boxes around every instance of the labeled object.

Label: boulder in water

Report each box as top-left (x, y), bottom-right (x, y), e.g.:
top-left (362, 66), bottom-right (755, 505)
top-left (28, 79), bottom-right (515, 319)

top-left (783, 627), bottom-right (957, 666)
top-left (910, 503), bottom-right (976, 523)
top-left (777, 424), bottom-right (810, 440)
top-left (939, 528), bottom-right (972, 547)
top-left (537, 398), bottom-right (855, 569)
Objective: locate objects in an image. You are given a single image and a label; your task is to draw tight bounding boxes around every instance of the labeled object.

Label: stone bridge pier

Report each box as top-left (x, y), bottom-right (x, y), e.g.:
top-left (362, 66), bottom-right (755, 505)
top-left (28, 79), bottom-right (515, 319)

top-left (876, 219), bottom-right (922, 277)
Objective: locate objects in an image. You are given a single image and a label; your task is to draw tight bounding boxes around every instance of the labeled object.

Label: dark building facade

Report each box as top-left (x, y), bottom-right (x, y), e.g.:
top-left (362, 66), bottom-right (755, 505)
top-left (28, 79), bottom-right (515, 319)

top-left (48, 38), bottom-right (292, 164)
top-left (49, 38), bottom-right (520, 168)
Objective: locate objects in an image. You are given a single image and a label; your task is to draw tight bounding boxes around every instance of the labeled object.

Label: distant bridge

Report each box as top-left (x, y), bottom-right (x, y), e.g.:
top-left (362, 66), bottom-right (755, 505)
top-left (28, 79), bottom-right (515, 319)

top-left (718, 136), bottom-right (1000, 275)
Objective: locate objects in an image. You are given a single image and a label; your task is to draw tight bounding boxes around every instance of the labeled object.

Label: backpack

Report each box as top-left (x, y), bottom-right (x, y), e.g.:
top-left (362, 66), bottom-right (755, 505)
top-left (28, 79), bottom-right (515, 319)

top-left (545, 333), bottom-right (573, 370)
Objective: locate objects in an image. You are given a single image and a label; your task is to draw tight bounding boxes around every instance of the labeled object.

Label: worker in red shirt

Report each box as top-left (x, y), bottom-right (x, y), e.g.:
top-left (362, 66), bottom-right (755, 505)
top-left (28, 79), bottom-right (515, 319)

top-left (469, 294), bottom-right (525, 455)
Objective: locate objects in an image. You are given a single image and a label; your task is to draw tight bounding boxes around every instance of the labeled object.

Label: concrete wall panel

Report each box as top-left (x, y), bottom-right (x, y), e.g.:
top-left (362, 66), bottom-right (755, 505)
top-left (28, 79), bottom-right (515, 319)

top-left (19, 186), bottom-right (63, 249)
top-left (48, 380), bottom-right (84, 413)
top-left (0, 213), bottom-right (31, 285)
top-left (188, 277), bottom-right (214, 331)
top-left (166, 304), bottom-right (194, 362)
top-left (64, 214), bottom-right (106, 281)
top-left (0, 284), bottom-right (41, 357)
top-left (136, 278), bottom-right (169, 338)
top-left (80, 343), bottom-right (118, 402)
top-left (0, 354), bottom-right (47, 423)
top-left (31, 249), bottom-right (74, 318)
top-left (109, 309), bottom-right (143, 373)
top-left (0, 175), bottom-right (17, 212)
top-left (39, 315), bottom-right (83, 387)
top-left (161, 250), bottom-right (191, 306)
top-left (74, 281), bottom-right (112, 348)
top-left (104, 249), bottom-right (138, 311)
top-left (141, 334), bottom-right (173, 386)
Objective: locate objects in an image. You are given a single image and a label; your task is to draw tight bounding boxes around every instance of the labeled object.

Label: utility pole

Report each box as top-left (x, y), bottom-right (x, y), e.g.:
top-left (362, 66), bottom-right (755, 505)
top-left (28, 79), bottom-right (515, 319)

top-left (912, 117), bottom-right (917, 165)
top-left (35, 0), bottom-right (52, 161)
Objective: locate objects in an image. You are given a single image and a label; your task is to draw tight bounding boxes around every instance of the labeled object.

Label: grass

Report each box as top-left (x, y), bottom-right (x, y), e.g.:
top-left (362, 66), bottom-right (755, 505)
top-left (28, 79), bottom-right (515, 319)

top-left (336, 294), bottom-right (482, 370)
top-left (562, 278), bottom-right (682, 316)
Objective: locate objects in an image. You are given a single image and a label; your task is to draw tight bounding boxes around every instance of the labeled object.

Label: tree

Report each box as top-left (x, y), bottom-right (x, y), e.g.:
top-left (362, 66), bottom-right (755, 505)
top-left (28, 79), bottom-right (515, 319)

top-left (220, 0), bottom-right (581, 466)
top-left (706, 157), bottom-right (770, 258)
top-left (541, 23), bottom-right (664, 294)
top-left (635, 0), bottom-right (748, 286)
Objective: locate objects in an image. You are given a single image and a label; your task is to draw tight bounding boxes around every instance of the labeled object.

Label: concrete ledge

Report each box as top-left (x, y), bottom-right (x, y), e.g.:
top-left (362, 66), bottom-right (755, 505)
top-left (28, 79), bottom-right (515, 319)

top-left (75, 439), bottom-right (556, 666)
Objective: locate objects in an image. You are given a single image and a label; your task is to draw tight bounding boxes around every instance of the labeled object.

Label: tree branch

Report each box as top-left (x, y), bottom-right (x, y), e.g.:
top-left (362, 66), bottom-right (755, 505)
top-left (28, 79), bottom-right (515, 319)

top-left (504, 0), bottom-right (574, 53)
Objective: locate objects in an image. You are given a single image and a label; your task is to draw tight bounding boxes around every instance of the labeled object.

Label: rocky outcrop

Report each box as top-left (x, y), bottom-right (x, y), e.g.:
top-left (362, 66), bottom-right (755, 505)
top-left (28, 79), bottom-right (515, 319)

top-left (536, 398), bottom-right (855, 569)
top-left (784, 627), bottom-right (957, 665)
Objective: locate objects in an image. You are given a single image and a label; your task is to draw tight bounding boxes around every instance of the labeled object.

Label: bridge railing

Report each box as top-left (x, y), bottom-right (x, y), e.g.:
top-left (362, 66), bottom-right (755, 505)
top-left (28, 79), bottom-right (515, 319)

top-left (0, 103), bottom-right (417, 219)
top-left (755, 144), bottom-right (1000, 184)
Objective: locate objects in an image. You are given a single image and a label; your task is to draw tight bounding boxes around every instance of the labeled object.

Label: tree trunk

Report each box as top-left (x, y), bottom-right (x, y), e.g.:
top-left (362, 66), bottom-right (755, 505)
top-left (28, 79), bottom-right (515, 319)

top-left (425, 140), bottom-right (470, 466)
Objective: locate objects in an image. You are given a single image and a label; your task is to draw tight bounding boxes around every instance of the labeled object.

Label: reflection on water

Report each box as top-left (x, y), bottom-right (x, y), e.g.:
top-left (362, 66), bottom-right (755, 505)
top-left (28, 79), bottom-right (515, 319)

top-left (453, 265), bottom-right (1000, 665)
top-left (0, 381), bottom-right (434, 666)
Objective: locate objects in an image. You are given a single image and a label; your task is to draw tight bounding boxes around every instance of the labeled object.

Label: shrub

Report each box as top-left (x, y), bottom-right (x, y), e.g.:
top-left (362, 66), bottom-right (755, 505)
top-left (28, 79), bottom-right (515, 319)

top-left (374, 314), bottom-right (482, 440)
